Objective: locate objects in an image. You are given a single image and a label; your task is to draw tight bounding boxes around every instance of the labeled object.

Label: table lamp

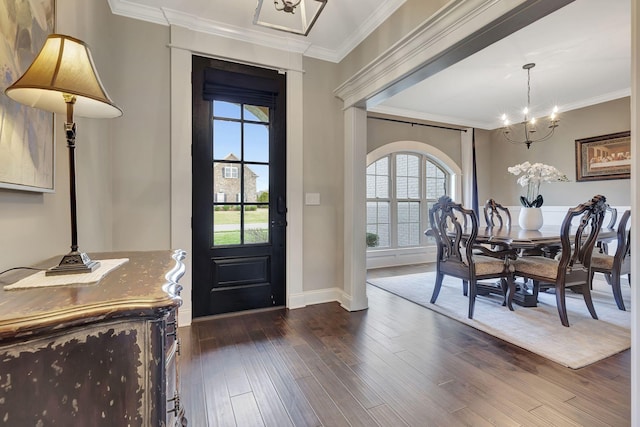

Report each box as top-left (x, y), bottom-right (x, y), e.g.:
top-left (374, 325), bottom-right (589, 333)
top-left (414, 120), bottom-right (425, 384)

top-left (5, 34), bottom-right (122, 276)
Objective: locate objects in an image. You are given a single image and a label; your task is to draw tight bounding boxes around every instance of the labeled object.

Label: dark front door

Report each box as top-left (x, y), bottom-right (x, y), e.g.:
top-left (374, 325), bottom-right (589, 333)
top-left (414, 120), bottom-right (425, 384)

top-left (192, 56), bottom-right (286, 317)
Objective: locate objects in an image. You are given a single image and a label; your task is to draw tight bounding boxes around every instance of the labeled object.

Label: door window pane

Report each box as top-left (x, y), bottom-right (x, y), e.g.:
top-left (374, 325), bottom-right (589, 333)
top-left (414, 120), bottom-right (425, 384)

top-left (244, 105), bottom-right (269, 122)
top-left (213, 101), bottom-right (241, 119)
top-left (213, 206), bottom-right (241, 245)
top-left (213, 162), bottom-right (241, 203)
top-left (244, 123), bottom-right (269, 162)
top-left (213, 120), bottom-right (241, 160)
top-left (247, 164), bottom-right (269, 203)
top-left (244, 204), bottom-right (269, 244)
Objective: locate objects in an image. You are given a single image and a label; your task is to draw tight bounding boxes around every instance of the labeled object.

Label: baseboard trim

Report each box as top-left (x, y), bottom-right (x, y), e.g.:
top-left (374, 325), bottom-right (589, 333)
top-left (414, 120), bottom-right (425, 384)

top-left (178, 308), bottom-right (192, 326)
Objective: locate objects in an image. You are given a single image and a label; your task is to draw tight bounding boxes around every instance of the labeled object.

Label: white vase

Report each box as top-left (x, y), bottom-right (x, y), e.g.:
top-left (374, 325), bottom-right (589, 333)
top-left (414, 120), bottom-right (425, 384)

top-left (518, 207), bottom-right (543, 231)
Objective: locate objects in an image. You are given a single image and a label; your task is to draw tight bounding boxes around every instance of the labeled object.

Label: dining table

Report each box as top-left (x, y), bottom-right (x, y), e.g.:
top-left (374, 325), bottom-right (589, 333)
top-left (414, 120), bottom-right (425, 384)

top-left (471, 225), bottom-right (616, 307)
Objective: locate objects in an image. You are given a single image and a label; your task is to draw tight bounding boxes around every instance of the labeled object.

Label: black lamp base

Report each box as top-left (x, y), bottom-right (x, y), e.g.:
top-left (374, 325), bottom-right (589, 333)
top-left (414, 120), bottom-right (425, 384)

top-left (46, 252), bottom-right (101, 276)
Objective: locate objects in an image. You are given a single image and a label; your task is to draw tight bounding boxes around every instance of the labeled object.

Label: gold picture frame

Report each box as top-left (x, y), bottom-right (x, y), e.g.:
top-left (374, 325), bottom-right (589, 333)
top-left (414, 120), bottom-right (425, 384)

top-left (575, 131), bottom-right (631, 182)
top-left (0, 0), bottom-right (56, 192)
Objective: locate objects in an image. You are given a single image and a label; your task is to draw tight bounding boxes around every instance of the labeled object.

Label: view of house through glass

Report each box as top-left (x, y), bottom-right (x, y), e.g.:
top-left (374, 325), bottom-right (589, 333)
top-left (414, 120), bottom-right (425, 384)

top-left (212, 100), bottom-right (270, 245)
top-left (366, 152), bottom-right (449, 249)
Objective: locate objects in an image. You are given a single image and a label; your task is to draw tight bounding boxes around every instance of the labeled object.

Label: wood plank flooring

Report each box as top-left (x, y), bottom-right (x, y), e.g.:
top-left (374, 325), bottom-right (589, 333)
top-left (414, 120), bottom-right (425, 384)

top-left (179, 264), bottom-right (630, 426)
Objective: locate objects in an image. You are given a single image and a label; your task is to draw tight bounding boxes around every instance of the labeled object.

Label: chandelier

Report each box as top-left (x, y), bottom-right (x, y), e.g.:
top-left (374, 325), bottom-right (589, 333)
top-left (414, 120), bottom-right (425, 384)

top-left (501, 63), bottom-right (559, 149)
top-left (254, 0), bottom-right (327, 36)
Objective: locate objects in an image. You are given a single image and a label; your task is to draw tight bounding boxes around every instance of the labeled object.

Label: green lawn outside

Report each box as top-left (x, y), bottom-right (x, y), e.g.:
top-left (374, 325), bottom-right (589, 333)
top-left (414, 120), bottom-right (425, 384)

top-left (213, 231), bottom-right (241, 245)
top-left (213, 229), bottom-right (269, 245)
top-left (214, 209), bottom-right (268, 225)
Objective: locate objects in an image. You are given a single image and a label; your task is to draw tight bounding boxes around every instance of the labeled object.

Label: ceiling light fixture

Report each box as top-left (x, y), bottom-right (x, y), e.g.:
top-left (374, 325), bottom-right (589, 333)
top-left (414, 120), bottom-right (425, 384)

top-left (254, 0), bottom-right (327, 36)
top-left (501, 63), bottom-right (559, 149)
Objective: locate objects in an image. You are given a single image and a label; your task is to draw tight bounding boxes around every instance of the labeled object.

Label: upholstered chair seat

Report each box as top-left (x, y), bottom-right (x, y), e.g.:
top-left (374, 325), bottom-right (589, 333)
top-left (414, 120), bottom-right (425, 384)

top-left (513, 256), bottom-right (560, 282)
top-left (468, 255), bottom-right (512, 276)
top-left (590, 253), bottom-right (615, 270)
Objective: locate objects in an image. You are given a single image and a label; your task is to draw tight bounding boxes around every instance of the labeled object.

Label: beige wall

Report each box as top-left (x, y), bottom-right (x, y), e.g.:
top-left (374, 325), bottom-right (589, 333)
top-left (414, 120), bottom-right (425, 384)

top-left (0, 1), bottom-right (172, 271)
top-left (63, 0), bottom-right (172, 252)
top-left (473, 128), bottom-right (493, 208)
top-left (367, 115), bottom-right (463, 161)
top-left (489, 97), bottom-right (631, 208)
top-left (302, 57), bottom-right (345, 291)
top-left (106, 14), bottom-right (172, 251)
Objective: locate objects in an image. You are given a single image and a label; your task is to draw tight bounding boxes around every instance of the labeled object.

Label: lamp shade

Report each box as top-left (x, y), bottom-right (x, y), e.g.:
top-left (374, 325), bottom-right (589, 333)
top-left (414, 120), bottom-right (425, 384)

top-left (5, 34), bottom-right (122, 119)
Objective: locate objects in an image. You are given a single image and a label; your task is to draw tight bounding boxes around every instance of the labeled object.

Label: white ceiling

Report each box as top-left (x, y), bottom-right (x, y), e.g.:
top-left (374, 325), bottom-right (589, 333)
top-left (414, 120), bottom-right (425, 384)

top-left (107, 0), bottom-right (407, 62)
top-left (109, 0), bottom-right (631, 131)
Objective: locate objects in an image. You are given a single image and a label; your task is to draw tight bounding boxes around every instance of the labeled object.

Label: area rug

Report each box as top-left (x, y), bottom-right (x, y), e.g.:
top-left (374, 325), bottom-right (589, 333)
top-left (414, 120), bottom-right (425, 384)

top-left (368, 272), bottom-right (631, 369)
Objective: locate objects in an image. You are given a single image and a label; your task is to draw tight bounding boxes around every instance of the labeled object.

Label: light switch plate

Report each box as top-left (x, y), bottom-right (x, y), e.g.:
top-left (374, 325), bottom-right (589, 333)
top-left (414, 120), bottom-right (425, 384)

top-left (305, 193), bottom-right (320, 205)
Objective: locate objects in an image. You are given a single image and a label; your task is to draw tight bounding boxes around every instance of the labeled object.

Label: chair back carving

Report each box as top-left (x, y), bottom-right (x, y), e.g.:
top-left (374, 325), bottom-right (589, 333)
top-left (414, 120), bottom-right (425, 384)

top-left (429, 196), bottom-right (477, 268)
top-left (590, 209), bottom-right (631, 310)
top-left (613, 209), bottom-right (631, 270)
top-left (604, 205), bottom-right (618, 229)
top-left (557, 194), bottom-right (607, 277)
top-left (484, 199), bottom-right (511, 228)
top-left (597, 205), bottom-right (618, 254)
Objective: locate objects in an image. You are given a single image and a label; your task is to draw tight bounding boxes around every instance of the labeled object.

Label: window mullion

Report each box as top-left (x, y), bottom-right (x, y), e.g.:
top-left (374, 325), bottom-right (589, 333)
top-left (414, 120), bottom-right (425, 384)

top-left (390, 154), bottom-right (397, 249)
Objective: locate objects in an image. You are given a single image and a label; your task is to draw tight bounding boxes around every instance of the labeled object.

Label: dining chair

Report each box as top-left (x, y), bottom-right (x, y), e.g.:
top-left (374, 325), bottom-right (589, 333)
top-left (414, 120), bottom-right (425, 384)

top-left (484, 199), bottom-right (511, 228)
top-left (513, 194), bottom-right (608, 327)
top-left (589, 209), bottom-right (631, 310)
top-left (428, 196), bottom-right (517, 319)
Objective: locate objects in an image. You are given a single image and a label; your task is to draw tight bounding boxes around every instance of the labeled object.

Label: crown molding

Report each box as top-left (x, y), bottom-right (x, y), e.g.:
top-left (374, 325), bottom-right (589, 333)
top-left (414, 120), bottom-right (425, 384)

top-left (107, 0), bottom-right (167, 25)
top-left (369, 105), bottom-right (494, 130)
top-left (162, 7), bottom-right (312, 54)
top-left (108, 0), bottom-right (406, 62)
top-left (108, 0), bottom-right (311, 54)
top-left (305, 0), bottom-right (407, 62)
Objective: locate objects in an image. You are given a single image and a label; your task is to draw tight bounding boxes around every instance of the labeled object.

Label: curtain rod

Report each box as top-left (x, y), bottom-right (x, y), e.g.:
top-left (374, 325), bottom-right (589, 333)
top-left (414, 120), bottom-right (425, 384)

top-left (369, 116), bottom-right (467, 133)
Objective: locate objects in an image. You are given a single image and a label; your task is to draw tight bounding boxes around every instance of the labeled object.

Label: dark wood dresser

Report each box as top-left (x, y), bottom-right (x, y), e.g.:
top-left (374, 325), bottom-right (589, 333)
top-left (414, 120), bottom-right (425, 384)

top-left (0, 250), bottom-right (187, 426)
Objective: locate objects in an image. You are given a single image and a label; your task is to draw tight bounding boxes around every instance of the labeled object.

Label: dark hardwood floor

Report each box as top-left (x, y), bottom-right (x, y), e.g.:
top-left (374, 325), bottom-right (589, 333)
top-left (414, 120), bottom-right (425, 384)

top-left (179, 264), bottom-right (630, 426)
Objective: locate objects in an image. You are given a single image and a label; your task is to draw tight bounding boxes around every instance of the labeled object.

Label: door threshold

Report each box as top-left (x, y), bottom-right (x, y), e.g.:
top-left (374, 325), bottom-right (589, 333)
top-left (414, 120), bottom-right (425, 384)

top-left (192, 305), bottom-right (286, 322)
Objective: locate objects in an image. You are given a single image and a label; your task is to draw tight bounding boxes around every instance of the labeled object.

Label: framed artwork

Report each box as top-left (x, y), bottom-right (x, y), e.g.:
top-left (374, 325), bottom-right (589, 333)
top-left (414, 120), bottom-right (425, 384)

top-left (575, 131), bottom-right (631, 182)
top-left (0, 0), bottom-right (56, 192)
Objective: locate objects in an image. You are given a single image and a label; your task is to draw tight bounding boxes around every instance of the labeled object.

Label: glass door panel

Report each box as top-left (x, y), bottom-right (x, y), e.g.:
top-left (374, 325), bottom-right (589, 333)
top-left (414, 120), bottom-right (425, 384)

top-left (212, 101), bottom-right (271, 246)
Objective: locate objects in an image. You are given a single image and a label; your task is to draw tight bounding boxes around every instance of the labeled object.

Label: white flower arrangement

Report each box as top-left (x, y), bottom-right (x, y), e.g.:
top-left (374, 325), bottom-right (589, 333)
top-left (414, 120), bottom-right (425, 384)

top-left (507, 161), bottom-right (569, 207)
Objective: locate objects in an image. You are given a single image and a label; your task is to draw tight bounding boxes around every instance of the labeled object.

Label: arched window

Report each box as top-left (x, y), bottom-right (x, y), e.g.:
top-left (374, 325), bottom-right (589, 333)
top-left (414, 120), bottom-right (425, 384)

top-left (367, 152), bottom-right (449, 249)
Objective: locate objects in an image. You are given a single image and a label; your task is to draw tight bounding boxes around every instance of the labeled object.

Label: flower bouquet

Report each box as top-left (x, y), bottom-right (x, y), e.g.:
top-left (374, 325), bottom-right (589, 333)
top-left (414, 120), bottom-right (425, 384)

top-left (507, 161), bottom-right (569, 207)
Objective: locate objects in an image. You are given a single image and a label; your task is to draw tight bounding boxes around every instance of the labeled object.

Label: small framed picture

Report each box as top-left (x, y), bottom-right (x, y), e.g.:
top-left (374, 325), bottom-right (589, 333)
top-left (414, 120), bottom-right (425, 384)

top-left (575, 131), bottom-right (630, 182)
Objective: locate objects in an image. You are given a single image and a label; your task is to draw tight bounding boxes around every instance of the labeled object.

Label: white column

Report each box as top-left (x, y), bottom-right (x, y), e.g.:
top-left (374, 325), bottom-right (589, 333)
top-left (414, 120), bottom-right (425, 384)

top-left (286, 69), bottom-right (305, 309)
top-left (343, 106), bottom-right (368, 311)
top-left (169, 46), bottom-right (193, 326)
